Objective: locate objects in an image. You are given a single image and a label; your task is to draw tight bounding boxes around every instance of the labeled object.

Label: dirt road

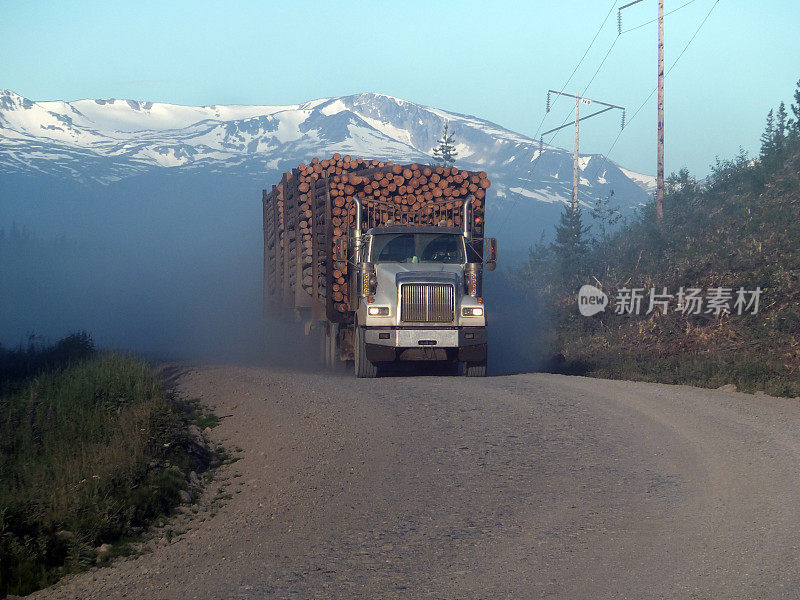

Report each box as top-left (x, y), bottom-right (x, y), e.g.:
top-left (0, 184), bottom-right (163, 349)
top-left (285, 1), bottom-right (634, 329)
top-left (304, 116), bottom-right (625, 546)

top-left (34, 366), bottom-right (800, 599)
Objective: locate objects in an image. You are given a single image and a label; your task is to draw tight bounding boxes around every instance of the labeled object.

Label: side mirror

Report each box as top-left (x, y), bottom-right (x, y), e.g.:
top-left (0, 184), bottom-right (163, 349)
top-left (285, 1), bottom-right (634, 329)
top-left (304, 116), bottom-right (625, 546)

top-left (485, 237), bottom-right (498, 271)
top-left (333, 239), bottom-right (347, 270)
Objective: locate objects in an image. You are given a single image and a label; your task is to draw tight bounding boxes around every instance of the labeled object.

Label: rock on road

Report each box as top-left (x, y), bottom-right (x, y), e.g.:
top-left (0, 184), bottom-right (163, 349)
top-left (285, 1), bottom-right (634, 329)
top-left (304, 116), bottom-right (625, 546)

top-left (33, 366), bottom-right (800, 599)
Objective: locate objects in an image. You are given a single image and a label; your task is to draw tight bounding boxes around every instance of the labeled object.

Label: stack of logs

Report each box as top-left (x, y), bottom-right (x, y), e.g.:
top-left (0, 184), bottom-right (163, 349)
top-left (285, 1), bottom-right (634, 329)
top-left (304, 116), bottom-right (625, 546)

top-left (262, 154), bottom-right (490, 319)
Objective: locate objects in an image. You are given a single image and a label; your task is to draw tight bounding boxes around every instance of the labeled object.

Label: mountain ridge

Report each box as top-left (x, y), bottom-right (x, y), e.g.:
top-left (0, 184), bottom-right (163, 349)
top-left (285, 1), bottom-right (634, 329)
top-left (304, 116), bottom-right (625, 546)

top-left (0, 89), bottom-right (655, 255)
top-left (0, 89), bottom-right (653, 184)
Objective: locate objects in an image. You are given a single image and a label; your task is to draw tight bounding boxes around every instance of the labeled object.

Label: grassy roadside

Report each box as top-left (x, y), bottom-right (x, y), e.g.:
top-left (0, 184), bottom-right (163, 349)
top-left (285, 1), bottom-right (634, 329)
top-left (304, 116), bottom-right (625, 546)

top-left (0, 334), bottom-right (217, 597)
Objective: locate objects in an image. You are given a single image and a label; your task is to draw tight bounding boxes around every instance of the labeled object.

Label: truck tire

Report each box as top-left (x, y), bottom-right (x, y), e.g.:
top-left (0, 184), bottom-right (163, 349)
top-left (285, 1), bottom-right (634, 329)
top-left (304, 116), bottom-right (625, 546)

top-left (354, 326), bottom-right (378, 378)
top-left (463, 359), bottom-right (487, 377)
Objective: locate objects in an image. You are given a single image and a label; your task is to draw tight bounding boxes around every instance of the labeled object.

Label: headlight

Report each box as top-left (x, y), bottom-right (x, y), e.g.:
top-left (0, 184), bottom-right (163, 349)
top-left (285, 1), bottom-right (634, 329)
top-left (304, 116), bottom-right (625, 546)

top-left (368, 306), bottom-right (390, 316)
top-left (462, 307), bottom-right (484, 317)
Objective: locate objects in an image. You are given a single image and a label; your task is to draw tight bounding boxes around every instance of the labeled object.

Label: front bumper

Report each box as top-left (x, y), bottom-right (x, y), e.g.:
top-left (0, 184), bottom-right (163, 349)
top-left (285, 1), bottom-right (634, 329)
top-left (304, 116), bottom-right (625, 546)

top-left (364, 326), bottom-right (487, 362)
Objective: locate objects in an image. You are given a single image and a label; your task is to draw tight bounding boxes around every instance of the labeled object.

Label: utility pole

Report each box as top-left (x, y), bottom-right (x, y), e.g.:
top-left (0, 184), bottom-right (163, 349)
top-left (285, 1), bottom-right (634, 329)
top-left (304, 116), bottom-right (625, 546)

top-left (656, 0), bottom-right (665, 221)
top-left (619, 0), bottom-right (664, 221)
top-left (573, 95), bottom-right (580, 210)
top-left (543, 90), bottom-right (626, 212)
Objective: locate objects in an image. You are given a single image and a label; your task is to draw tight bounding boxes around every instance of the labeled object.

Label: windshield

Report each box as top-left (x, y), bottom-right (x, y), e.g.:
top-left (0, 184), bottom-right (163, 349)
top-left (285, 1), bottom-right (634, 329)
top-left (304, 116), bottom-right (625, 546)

top-left (369, 233), bottom-right (465, 264)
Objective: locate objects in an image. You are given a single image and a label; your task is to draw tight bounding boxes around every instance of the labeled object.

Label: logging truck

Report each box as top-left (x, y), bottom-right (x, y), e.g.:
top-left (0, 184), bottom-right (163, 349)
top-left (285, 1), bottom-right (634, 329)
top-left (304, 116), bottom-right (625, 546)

top-left (262, 155), bottom-right (497, 377)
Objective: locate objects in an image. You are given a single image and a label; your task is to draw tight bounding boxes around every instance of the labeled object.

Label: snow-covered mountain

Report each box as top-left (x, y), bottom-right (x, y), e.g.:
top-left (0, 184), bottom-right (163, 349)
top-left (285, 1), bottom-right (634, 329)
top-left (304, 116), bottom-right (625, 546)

top-left (0, 89), bottom-right (654, 256)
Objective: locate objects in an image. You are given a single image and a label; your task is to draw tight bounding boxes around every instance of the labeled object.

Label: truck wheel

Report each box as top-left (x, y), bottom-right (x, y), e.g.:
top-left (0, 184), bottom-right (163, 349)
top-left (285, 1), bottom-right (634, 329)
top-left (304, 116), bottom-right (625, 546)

top-left (463, 359), bottom-right (487, 377)
top-left (355, 326), bottom-right (378, 378)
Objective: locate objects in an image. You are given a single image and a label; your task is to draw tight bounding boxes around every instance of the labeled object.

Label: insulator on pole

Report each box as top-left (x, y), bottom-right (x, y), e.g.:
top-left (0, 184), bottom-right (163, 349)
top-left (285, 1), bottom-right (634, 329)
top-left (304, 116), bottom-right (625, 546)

top-left (618, 10), bottom-right (622, 35)
top-left (546, 91), bottom-right (551, 113)
top-left (539, 136), bottom-right (544, 155)
top-left (621, 109), bottom-right (626, 130)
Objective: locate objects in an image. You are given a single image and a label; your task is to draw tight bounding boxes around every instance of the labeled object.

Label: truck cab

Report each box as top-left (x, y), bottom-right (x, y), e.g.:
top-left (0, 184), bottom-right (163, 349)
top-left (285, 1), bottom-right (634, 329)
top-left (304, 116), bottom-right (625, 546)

top-left (346, 217), bottom-right (496, 377)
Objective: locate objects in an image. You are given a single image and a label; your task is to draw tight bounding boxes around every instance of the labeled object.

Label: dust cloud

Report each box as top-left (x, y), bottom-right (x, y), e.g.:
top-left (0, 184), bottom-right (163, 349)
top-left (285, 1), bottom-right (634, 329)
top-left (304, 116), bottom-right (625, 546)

top-left (484, 268), bottom-right (550, 375)
top-left (0, 174), bottom-right (316, 368)
top-left (1, 173), bottom-right (544, 375)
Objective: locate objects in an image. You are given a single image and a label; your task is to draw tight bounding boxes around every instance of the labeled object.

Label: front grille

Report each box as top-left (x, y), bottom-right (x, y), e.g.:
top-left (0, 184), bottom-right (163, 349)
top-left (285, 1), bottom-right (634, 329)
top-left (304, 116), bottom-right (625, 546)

top-left (400, 283), bottom-right (455, 323)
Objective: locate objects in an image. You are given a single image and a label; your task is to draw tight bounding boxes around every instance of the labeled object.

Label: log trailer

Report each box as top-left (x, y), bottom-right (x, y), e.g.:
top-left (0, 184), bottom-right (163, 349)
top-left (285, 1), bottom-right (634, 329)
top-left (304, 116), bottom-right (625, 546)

top-left (261, 154), bottom-right (497, 377)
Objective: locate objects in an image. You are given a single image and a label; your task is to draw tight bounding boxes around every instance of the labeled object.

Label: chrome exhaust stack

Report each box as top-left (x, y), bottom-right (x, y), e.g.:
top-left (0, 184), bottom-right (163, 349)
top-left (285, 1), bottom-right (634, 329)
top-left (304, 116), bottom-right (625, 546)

top-left (463, 196), bottom-right (473, 239)
top-left (354, 196), bottom-right (363, 262)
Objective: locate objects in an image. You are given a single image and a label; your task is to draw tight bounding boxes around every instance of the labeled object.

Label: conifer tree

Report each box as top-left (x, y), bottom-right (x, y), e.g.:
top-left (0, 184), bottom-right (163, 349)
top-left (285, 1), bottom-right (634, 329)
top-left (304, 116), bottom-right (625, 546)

top-left (553, 203), bottom-right (591, 284)
top-left (790, 79), bottom-right (800, 143)
top-left (775, 101), bottom-right (788, 155)
top-left (760, 109), bottom-right (775, 160)
top-left (432, 121), bottom-right (458, 168)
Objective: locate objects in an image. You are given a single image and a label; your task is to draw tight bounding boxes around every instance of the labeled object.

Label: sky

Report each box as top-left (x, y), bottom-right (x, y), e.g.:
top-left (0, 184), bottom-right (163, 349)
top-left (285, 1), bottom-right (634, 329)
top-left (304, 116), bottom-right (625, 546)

top-left (2, 0), bottom-right (799, 177)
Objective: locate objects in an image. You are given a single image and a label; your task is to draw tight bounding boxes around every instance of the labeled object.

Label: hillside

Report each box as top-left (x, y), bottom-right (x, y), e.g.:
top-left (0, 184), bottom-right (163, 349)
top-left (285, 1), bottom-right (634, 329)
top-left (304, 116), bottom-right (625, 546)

top-left (523, 147), bottom-right (800, 397)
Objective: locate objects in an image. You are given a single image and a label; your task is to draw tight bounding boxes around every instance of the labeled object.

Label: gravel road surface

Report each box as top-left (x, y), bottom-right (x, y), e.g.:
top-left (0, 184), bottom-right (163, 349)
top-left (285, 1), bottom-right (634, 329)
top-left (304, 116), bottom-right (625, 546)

top-left (32, 366), bottom-right (800, 599)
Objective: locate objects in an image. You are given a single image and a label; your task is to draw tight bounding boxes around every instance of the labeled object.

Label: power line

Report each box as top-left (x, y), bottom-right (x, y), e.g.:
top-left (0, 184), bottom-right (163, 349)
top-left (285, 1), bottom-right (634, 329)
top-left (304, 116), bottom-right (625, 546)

top-left (542, 26), bottom-right (622, 156)
top-left (498, 0), bottom-right (719, 233)
top-left (621, 0), bottom-right (699, 33)
top-left (580, 36), bottom-right (620, 101)
top-left (589, 0), bottom-right (721, 186)
top-left (519, 32), bottom-right (622, 217)
top-left (495, 28), bottom-right (622, 237)
top-left (498, 20), bottom-right (625, 235)
top-left (497, 1), bottom-right (620, 236)
top-left (532, 0), bottom-right (618, 141)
